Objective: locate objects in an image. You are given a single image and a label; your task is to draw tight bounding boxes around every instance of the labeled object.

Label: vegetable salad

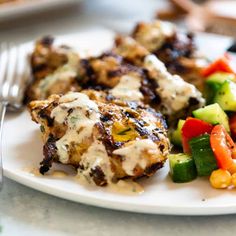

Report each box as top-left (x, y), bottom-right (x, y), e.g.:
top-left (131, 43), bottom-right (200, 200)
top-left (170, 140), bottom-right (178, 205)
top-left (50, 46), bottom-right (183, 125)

top-left (169, 54), bottom-right (236, 189)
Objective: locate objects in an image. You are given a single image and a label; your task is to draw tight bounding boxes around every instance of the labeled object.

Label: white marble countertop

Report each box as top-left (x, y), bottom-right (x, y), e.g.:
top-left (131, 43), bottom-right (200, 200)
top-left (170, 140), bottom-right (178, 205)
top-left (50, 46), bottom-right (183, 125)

top-left (1, 0), bottom-right (236, 235)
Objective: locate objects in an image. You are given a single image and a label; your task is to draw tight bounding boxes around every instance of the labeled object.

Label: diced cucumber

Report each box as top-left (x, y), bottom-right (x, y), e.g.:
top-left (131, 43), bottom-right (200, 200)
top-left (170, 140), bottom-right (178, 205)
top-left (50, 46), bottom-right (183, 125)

top-left (168, 153), bottom-right (197, 183)
top-left (189, 134), bottom-right (218, 176)
top-left (214, 80), bottom-right (236, 112)
top-left (205, 72), bottom-right (235, 104)
top-left (207, 72), bottom-right (235, 85)
top-left (193, 103), bottom-right (230, 132)
top-left (171, 119), bottom-right (185, 147)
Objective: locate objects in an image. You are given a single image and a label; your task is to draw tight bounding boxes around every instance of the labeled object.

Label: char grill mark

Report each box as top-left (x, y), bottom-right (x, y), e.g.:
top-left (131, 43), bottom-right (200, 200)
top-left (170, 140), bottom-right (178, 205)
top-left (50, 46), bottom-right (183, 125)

top-left (95, 122), bottom-right (116, 156)
top-left (96, 118), bottom-right (124, 154)
top-left (90, 166), bottom-right (107, 186)
top-left (31, 64), bottom-right (47, 75)
top-left (133, 119), bottom-right (166, 142)
top-left (144, 162), bottom-right (164, 177)
top-left (107, 63), bottom-right (144, 78)
top-left (40, 36), bottom-right (54, 46)
top-left (79, 59), bottom-right (96, 84)
top-left (98, 51), bottom-right (123, 62)
top-left (188, 97), bottom-right (200, 106)
top-left (140, 76), bottom-right (160, 105)
top-left (154, 32), bottom-right (196, 74)
top-left (40, 135), bottom-right (58, 174)
top-left (100, 113), bottom-right (113, 122)
top-left (38, 109), bottom-right (54, 127)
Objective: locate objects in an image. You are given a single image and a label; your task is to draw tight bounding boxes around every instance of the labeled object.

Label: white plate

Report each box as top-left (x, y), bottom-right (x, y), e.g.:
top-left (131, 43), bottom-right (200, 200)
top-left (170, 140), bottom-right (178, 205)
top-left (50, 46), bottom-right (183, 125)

top-left (3, 28), bottom-right (236, 216)
top-left (0, 0), bottom-right (82, 21)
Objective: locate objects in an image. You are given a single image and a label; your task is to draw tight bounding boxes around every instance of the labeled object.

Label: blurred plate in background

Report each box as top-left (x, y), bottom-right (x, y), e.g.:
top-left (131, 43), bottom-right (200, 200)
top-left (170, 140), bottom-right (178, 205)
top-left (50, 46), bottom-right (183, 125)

top-left (0, 0), bottom-right (83, 21)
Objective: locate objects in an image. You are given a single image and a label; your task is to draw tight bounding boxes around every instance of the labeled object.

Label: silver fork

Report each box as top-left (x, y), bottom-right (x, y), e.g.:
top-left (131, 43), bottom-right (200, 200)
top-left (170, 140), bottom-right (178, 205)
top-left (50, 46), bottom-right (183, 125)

top-left (0, 43), bottom-right (29, 189)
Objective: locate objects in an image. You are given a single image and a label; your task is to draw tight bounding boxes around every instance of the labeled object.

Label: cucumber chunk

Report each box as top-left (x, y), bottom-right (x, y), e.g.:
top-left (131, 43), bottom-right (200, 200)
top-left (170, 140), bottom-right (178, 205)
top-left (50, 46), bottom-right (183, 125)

top-left (207, 72), bottom-right (235, 85)
top-left (168, 153), bottom-right (197, 183)
top-left (214, 80), bottom-right (236, 112)
top-left (171, 119), bottom-right (185, 147)
top-left (205, 72), bottom-right (235, 104)
top-left (193, 103), bottom-right (230, 132)
top-left (189, 134), bottom-right (218, 176)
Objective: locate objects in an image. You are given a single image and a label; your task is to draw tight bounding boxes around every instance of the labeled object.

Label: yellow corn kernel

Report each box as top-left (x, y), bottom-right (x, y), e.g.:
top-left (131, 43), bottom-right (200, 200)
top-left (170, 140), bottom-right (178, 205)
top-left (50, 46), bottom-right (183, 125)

top-left (209, 169), bottom-right (232, 189)
top-left (231, 173), bottom-right (236, 187)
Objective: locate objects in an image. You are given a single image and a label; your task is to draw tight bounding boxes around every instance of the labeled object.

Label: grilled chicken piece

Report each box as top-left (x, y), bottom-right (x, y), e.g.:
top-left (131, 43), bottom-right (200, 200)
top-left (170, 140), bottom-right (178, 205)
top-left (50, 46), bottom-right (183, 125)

top-left (78, 52), bottom-right (158, 104)
top-left (132, 20), bottom-right (207, 91)
top-left (114, 36), bottom-right (205, 122)
top-left (27, 29), bottom-right (205, 123)
top-left (78, 53), bottom-right (125, 88)
top-left (26, 36), bottom-right (81, 101)
top-left (29, 92), bottom-right (170, 186)
top-left (27, 40), bottom-right (151, 103)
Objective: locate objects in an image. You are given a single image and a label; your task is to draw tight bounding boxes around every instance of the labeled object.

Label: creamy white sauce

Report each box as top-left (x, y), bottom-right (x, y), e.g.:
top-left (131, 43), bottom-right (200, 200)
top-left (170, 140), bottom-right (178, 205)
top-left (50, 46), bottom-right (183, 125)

top-left (144, 54), bottom-right (205, 115)
top-left (77, 140), bottom-right (114, 185)
top-left (39, 52), bottom-right (79, 97)
top-left (142, 114), bottom-right (160, 132)
top-left (107, 180), bottom-right (144, 195)
top-left (51, 170), bottom-right (68, 178)
top-left (23, 166), bottom-right (42, 177)
top-left (113, 139), bottom-right (160, 176)
top-left (110, 74), bottom-right (143, 101)
top-left (51, 92), bottom-right (100, 163)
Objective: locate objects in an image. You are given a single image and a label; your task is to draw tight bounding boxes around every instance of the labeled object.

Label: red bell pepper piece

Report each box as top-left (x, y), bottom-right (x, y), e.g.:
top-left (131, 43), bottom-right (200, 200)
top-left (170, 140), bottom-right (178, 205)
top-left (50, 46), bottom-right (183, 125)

top-left (181, 117), bottom-right (213, 153)
top-left (210, 125), bottom-right (236, 171)
top-left (201, 54), bottom-right (236, 77)
top-left (229, 113), bottom-right (236, 140)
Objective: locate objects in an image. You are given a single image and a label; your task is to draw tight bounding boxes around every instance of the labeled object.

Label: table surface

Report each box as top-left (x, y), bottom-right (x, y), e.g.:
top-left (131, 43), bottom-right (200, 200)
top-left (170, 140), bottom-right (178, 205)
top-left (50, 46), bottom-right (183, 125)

top-left (1, 0), bottom-right (236, 236)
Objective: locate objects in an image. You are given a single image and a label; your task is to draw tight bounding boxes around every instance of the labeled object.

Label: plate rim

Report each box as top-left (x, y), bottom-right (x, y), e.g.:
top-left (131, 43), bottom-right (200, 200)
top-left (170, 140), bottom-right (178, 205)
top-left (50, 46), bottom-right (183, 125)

top-left (5, 168), bottom-right (236, 216)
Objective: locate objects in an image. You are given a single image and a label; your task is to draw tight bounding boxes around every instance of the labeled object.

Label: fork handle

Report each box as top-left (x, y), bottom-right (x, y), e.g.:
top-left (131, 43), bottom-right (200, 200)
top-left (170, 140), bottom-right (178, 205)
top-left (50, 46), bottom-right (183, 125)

top-left (0, 102), bottom-right (7, 190)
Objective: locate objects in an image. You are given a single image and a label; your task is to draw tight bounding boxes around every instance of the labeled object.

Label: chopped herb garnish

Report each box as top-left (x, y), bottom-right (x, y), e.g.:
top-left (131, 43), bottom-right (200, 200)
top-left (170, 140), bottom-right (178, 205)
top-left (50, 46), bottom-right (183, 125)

top-left (70, 116), bottom-right (78, 123)
top-left (117, 128), bottom-right (131, 135)
top-left (40, 125), bottom-right (45, 133)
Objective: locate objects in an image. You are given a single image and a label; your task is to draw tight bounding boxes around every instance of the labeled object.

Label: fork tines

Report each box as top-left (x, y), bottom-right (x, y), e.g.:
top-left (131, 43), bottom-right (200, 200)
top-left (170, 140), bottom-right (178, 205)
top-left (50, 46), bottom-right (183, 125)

top-left (0, 43), bottom-right (29, 109)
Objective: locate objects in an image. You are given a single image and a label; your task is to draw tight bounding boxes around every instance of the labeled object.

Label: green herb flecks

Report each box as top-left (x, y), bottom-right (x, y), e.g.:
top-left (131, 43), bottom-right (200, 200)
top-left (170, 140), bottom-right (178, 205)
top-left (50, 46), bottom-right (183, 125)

top-left (117, 128), bottom-right (131, 135)
top-left (40, 125), bottom-right (45, 133)
top-left (70, 116), bottom-right (79, 124)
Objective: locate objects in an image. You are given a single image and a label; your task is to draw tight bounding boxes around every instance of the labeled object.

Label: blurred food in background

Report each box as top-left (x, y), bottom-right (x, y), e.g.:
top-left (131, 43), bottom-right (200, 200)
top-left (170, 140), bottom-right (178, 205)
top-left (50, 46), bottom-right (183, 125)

top-left (0, 0), bottom-right (18, 3)
top-left (157, 0), bottom-right (236, 37)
